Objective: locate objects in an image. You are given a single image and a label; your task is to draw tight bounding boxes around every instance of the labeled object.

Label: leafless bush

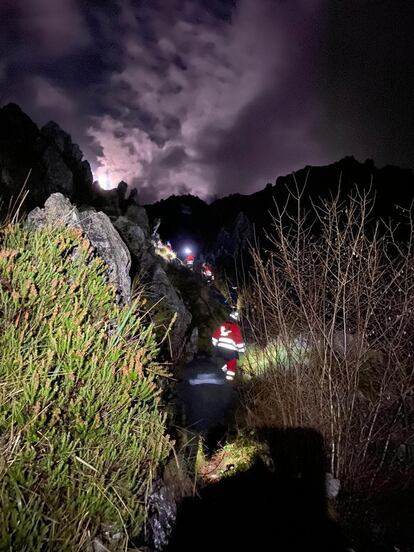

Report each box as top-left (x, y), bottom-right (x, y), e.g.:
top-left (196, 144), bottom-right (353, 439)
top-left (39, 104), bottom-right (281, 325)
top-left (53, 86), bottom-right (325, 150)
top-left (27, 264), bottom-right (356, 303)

top-left (241, 186), bottom-right (414, 488)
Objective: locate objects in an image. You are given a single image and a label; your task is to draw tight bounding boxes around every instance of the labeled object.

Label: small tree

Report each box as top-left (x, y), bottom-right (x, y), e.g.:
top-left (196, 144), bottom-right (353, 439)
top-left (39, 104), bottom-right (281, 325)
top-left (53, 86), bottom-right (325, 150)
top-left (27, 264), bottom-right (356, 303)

top-left (242, 187), bottom-right (414, 488)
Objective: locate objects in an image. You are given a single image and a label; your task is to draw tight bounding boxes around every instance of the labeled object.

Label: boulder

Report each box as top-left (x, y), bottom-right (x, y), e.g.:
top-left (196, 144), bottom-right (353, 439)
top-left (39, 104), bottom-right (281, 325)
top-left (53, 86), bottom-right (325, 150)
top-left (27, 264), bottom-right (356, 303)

top-left (27, 192), bottom-right (81, 229)
top-left (79, 208), bottom-right (131, 304)
top-left (27, 193), bottom-right (131, 304)
top-left (114, 215), bottom-right (155, 275)
top-left (146, 481), bottom-right (177, 550)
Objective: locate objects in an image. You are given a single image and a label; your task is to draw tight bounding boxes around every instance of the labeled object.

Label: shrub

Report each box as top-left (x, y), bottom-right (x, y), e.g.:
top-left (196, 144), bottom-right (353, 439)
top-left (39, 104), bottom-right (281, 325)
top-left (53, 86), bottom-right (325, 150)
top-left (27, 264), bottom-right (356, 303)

top-left (0, 224), bottom-right (171, 550)
top-left (241, 188), bottom-right (414, 490)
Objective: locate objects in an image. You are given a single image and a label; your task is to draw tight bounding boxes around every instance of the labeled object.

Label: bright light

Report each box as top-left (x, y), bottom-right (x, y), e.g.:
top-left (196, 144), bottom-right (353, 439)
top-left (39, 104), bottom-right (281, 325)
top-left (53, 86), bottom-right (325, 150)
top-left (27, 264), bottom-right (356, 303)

top-left (94, 168), bottom-right (117, 190)
top-left (184, 247), bottom-right (192, 255)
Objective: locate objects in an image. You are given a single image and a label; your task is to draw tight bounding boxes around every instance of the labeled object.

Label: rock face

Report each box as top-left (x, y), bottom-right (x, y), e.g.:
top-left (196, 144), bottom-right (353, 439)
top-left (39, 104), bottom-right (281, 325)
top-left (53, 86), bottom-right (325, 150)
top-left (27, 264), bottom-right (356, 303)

top-left (26, 193), bottom-right (192, 354)
top-left (41, 121), bottom-right (93, 202)
top-left (78, 209), bottom-right (132, 304)
top-left (114, 215), bottom-right (192, 357)
top-left (27, 193), bottom-right (131, 304)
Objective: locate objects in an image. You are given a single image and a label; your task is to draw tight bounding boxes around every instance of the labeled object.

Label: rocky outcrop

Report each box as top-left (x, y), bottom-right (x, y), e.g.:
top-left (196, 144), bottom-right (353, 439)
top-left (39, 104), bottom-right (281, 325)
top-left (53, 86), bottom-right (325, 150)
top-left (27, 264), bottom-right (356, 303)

top-left (78, 208), bottom-right (132, 304)
top-left (114, 214), bottom-right (192, 357)
top-left (0, 103), bottom-right (94, 212)
top-left (41, 121), bottom-right (93, 201)
top-left (27, 192), bottom-right (83, 229)
top-left (0, 103), bottom-right (147, 222)
top-left (37, 142), bottom-right (74, 196)
top-left (114, 215), bottom-right (156, 274)
top-left (27, 193), bottom-right (131, 304)
top-left (26, 192), bottom-right (192, 354)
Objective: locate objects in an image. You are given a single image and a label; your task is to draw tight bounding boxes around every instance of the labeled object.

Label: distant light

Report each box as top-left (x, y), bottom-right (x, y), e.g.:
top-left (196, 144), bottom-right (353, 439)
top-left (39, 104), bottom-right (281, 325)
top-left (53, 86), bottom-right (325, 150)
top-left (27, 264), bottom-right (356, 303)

top-left (184, 247), bottom-right (192, 255)
top-left (94, 168), bottom-right (116, 190)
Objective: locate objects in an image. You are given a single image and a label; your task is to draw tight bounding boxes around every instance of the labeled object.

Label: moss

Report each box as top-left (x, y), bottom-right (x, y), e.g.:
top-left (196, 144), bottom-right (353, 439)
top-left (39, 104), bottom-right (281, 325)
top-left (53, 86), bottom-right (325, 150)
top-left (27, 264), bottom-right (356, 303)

top-left (0, 224), bottom-right (171, 551)
top-left (197, 436), bottom-right (268, 482)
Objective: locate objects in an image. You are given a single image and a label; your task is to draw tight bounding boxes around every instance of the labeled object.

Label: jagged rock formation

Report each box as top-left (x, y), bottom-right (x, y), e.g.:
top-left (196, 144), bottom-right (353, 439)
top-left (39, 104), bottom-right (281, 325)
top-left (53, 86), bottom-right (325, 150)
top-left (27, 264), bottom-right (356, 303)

top-left (0, 103), bottom-right (92, 211)
top-left (27, 193), bottom-right (132, 304)
top-left (0, 103), bottom-right (136, 218)
top-left (0, 103), bottom-right (193, 357)
top-left (5, 102), bottom-right (414, 357)
top-left (26, 192), bottom-right (192, 356)
top-left (113, 214), bottom-right (192, 357)
top-left (146, 156), bottom-right (414, 277)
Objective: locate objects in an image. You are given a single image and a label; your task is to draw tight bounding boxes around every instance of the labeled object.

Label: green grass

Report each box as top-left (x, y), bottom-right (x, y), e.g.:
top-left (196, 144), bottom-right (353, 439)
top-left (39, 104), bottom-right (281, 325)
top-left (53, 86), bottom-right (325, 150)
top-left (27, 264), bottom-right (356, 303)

top-left (240, 337), bottom-right (310, 376)
top-left (0, 224), bottom-right (171, 551)
top-left (197, 436), bottom-right (268, 482)
top-left (217, 438), bottom-right (267, 477)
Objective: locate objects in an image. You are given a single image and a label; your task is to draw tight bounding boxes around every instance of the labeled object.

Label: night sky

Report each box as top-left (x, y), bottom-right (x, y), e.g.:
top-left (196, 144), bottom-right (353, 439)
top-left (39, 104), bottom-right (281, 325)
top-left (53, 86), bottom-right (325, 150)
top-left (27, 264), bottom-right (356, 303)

top-left (1, 0), bottom-right (413, 203)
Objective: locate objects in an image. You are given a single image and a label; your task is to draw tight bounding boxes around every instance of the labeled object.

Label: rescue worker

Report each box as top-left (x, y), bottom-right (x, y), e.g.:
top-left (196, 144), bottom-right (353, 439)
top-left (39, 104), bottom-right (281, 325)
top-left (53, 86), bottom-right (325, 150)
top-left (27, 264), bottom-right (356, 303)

top-left (185, 252), bottom-right (195, 269)
top-left (212, 309), bottom-right (245, 381)
top-left (177, 353), bottom-right (236, 457)
top-left (201, 262), bottom-right (214, 282)
top-left (229, 285), bottom-right (238, 305)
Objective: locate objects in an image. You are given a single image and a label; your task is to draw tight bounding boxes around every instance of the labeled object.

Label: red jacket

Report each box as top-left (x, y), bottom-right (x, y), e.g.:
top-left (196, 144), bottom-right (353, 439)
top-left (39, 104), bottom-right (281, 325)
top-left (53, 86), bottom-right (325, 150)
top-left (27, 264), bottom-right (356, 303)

top-left (186, 255), bottom-right (194, 264)
top-left (212, 322), bottom-right (245, 353)
top-left (202, 263), bottom-right (213, 276)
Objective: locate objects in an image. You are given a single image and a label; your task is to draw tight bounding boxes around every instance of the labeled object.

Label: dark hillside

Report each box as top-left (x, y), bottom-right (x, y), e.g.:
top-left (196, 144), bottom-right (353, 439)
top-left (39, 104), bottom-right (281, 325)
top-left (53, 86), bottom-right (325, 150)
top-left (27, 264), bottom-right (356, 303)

top-left (146, 156), bottom-right (414, 274)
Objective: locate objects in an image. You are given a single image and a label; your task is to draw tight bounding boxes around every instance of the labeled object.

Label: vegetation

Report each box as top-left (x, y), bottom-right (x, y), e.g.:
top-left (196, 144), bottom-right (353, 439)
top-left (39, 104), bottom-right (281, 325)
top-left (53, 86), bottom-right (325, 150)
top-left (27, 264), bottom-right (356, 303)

top-left (154, 242), bottom-right (177, 262)
top-left (0, 224), bottom-right (171, 551)
top-left (241, 188), bottom-right (414, 494)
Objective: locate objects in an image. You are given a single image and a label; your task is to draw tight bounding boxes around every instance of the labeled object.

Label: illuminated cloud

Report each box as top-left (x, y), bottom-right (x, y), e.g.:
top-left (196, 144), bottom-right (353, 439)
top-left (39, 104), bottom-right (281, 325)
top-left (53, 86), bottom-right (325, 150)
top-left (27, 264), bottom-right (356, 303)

top-left (32, 77), bottom-right (75, 113)
top-left (87, 0), bottom-right (325, 200)
top-left (1, 0), bottom-right (413, 202)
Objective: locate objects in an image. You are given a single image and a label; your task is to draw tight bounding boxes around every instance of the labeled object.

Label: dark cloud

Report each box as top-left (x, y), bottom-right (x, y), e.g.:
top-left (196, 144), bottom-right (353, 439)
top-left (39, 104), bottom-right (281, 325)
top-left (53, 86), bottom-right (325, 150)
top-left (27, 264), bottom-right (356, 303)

top-left (1, 0), bottom-right (413, 201)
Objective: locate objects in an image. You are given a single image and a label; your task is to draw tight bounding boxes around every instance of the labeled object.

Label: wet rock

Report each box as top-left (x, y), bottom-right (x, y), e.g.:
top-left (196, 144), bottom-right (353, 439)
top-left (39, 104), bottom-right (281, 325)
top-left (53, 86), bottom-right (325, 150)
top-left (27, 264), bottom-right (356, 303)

top-left (146, 482), bottom-right (177, 551)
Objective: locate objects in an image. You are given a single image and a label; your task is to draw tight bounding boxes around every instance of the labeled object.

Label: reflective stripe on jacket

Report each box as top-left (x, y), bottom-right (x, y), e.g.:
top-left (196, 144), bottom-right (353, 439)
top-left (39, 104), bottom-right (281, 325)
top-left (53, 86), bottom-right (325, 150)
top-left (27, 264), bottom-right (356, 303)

top-left (212, 322), bottom-right (245, 353)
